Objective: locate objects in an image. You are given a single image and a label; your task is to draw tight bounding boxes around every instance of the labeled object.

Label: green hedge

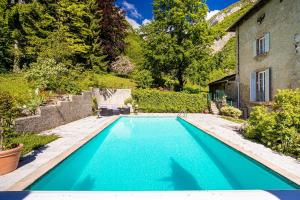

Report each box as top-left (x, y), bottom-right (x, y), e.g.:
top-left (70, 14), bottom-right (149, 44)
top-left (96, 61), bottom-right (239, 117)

top-left (132, 89), bottom-right (208, 113)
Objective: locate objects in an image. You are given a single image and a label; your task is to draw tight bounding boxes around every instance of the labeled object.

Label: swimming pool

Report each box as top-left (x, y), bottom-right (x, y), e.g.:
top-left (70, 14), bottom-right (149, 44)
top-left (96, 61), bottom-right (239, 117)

top-left (27, 117), bottom-right (299, 191)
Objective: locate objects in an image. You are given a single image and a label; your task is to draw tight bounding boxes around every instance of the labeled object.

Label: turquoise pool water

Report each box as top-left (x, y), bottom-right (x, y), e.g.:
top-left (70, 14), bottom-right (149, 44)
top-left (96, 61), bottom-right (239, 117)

top-left (28, 117), bottom-right (299, 191)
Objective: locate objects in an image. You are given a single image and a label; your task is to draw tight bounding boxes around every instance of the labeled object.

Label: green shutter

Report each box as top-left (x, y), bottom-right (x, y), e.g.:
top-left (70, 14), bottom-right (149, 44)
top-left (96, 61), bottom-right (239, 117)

top-left (265, 68), bottom-right (271, 101)
top-left (253, 40), bottom-right (257, 57)
top-left (264, 33), bottom-right (270, 53)
top-left (250, 71), bottom-right (257, 101)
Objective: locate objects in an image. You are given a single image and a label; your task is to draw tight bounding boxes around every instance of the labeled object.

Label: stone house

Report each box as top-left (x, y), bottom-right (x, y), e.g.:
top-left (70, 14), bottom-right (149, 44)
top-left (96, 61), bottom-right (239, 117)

top-left (228, 0), bottom-right (300, 116)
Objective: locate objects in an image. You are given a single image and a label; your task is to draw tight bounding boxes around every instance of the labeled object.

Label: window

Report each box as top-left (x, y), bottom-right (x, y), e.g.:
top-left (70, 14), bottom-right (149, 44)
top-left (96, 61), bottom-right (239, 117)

top-left (257, 37), bottom-right (265, 55)
top-left (250, 68), bottom-right (271, 102)
top-left (257, 71), bottom-right (266, 102)
top-left (253, 33), bottom-right (270, 57)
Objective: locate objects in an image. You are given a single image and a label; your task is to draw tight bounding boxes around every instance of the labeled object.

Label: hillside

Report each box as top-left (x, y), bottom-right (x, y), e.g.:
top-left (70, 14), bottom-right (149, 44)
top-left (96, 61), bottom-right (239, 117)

top-left (208, 0), bottom-right (257, 83)
top-left (211, 0), bottom-right (257, 53)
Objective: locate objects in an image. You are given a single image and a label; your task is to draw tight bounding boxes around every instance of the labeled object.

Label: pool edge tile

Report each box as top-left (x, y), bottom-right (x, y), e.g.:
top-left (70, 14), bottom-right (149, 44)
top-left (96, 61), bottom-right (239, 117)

top-left (8, 116), bottom-right (120, 191)
top-left (179, 117), bottom-right (300, 186)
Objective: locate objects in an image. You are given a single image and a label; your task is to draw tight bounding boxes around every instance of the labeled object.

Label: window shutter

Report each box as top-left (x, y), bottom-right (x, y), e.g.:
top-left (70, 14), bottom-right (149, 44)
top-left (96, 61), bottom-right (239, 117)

top-left (253, 40), bottom-right (257, 57)
top-left (264, 33), bottom-right (270, 53)
top-left (265, 68), bottom-right (271, 101)
top-left (250, 71), bottom-right (257, 101)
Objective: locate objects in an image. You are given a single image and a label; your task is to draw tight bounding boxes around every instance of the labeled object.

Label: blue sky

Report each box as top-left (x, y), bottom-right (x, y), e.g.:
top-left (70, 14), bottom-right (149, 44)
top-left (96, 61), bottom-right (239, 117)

top-left (116, 0), bottom-right (239, 28)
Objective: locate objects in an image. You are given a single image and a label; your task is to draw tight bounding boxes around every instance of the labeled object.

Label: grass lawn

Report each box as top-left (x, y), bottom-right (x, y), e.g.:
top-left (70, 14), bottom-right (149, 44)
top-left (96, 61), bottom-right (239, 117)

top-left (221, 116), bottom-right (247, 124)
top-left (0, 72), bottom-right (136, 102)
top-left (76, 72), bottom-right (136, 90)
top-left (4, 133), bottom-right (59, 156)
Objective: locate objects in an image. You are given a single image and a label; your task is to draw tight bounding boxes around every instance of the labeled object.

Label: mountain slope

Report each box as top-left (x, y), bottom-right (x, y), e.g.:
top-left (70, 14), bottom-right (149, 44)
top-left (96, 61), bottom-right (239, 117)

top-left (211, 0), bottom-right (257, 53)
top-left (208, 0), bottom-right (257, 83)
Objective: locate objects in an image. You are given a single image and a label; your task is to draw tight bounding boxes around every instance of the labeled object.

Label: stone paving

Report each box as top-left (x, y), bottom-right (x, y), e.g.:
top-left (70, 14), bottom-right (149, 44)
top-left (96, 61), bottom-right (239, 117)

top-left (0, 114), bottom-right (300, 192)
top-left (0, 116), bottom-right (116, 191)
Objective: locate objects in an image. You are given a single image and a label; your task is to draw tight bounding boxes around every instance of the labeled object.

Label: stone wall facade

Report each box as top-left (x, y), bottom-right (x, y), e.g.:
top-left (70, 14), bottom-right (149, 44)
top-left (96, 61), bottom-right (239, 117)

top-left (237, 0), bottom-right (300, 111)
top-left (15, 92), bottom-right (93, 133)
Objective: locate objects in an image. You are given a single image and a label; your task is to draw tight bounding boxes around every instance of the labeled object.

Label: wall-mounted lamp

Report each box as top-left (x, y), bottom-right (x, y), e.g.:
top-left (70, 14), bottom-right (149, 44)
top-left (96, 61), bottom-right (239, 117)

top-left (295, 34), bottom-right (300, 54)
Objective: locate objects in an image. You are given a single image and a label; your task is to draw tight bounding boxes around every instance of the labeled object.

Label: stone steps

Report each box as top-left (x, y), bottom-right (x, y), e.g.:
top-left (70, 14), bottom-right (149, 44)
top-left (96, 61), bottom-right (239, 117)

top-left (210, 101), bottom-right (220, 115)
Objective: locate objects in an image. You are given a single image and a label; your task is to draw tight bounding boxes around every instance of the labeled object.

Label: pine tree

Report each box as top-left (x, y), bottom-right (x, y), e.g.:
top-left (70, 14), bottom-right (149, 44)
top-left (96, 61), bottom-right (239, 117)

top-left (87, 0), bottom-right (107, 71)
top-left (0, 0), bottom-right (13, 72)
top-left (55, 0), bottom-right (91, 67)
top-left (5, 0), bottom-right (57, 70)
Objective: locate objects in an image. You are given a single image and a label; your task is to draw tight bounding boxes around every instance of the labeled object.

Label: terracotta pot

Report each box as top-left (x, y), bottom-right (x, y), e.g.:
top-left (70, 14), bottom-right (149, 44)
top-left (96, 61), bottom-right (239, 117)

top-left (0, 144), bottom-right (23, 175)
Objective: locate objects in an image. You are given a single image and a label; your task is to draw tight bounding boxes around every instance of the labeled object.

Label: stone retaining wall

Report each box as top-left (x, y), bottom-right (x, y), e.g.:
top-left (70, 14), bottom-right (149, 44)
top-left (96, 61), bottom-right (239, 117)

top-left (15, 91), bottom-right (93, 133)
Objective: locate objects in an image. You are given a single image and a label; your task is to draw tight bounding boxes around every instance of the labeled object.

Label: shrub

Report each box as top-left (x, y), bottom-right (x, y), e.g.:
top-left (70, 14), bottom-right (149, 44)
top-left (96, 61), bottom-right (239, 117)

top-left (110, 56), bottom-right (135, 76)
top-left (24, 95), bottom-right (45, 115)
top-left (220, 106), bottom-right (242, 119)
top-left (25, 58), bottom-right (68, 91)
top-left (4, 132), bottom-right (59, 156)
top-left (245, 89), bottom-right (300, 159)
top-left (0, 91), bottom-right (19, 150)
top-left (132, 69), bottom-right (153, 89)
top-left (124, 97), bottom-right (133, 105)
top-left (59, 80), bottom-right (82, 95)
top-left (183, 84), bottom-right (202, 94)
top-left (132, 89), bottom-right (207, 113)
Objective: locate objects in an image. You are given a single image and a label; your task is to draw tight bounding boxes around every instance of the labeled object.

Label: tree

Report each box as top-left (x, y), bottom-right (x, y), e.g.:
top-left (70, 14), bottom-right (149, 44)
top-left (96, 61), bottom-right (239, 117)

top-left (110, 56), bottom-right (134, 76)
top-left (55, 0), bottom-right (92, 67)
top-left (125, 28), bottom-right (144, 67)
top-left (5, 0), bottom-right (58, 70)
top-left (98, 0), bottom-right (128, 63)
top-left (141, 0), bottom-right (214, 90)
top-left (0, 0), bottom-right (13, 72)
top-left (88, 0), bottom-right (107, 71)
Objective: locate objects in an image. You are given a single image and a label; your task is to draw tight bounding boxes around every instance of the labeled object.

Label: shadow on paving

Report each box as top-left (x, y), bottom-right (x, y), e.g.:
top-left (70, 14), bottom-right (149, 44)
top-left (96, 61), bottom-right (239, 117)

top-left (0, 192), bottom-right (30, 200)
top-left (267, 190), bottom-right (300, 200)
top-left (18, 146), bottom-right (49, 168)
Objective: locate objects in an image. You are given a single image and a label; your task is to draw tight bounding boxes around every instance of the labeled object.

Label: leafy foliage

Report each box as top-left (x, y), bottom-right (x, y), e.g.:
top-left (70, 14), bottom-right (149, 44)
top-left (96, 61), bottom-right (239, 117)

top-left (98, 0), bottom-right (128, 63)
top-left (125, 29), bottom-right (144, 67)
top-left (132, 69), bottom-right (153, 89)
top-left (132, 89), bottom-right (208, 113)
top-left (4, 132), bottom-right (58, 155)
top-left (0, 91), bottom-right (19, 150)
top-left (0, 0), bottom-right (12, 72)
top-left (110, 56), bottom-right (135, 76)
top-left (0, 0), bottom-right (127, 72)
top-left (141, 0), bottom-right (214, 90)
top-left (0, 73), bottom-right (33, 104)
top-left (220, 106), bottom-right (242, 119)
top-left (245, 89), bottom-right (300, 159)
top-left (25, 58), bottom-right (68, 91)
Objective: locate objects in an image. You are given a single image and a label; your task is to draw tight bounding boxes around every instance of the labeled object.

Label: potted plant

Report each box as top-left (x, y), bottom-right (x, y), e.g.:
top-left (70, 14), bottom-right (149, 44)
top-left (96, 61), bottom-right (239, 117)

top-left (0, 92), bottom-right (23, 175)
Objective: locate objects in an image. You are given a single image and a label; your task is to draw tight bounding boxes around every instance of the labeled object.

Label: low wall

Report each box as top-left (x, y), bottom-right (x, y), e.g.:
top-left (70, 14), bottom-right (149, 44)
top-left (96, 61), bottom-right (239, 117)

top-left (15, 91), bottom-right (93, 133)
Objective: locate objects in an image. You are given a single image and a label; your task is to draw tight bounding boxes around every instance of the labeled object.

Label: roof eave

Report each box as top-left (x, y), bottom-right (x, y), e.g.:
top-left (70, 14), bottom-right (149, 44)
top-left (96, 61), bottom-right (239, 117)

top-left (226, 0), bottom-right (271, 32)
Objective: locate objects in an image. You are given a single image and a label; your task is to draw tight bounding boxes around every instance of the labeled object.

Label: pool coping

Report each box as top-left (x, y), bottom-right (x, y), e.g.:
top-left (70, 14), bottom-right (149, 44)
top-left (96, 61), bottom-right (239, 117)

top-left (179, 117), bottom-right (300, 186)
top-left (7, 116), bottom-right (120, 191)
top-left (5, 114), bottom-right (300, 191)
top-left (1, 190), bottom-right (300, 200)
